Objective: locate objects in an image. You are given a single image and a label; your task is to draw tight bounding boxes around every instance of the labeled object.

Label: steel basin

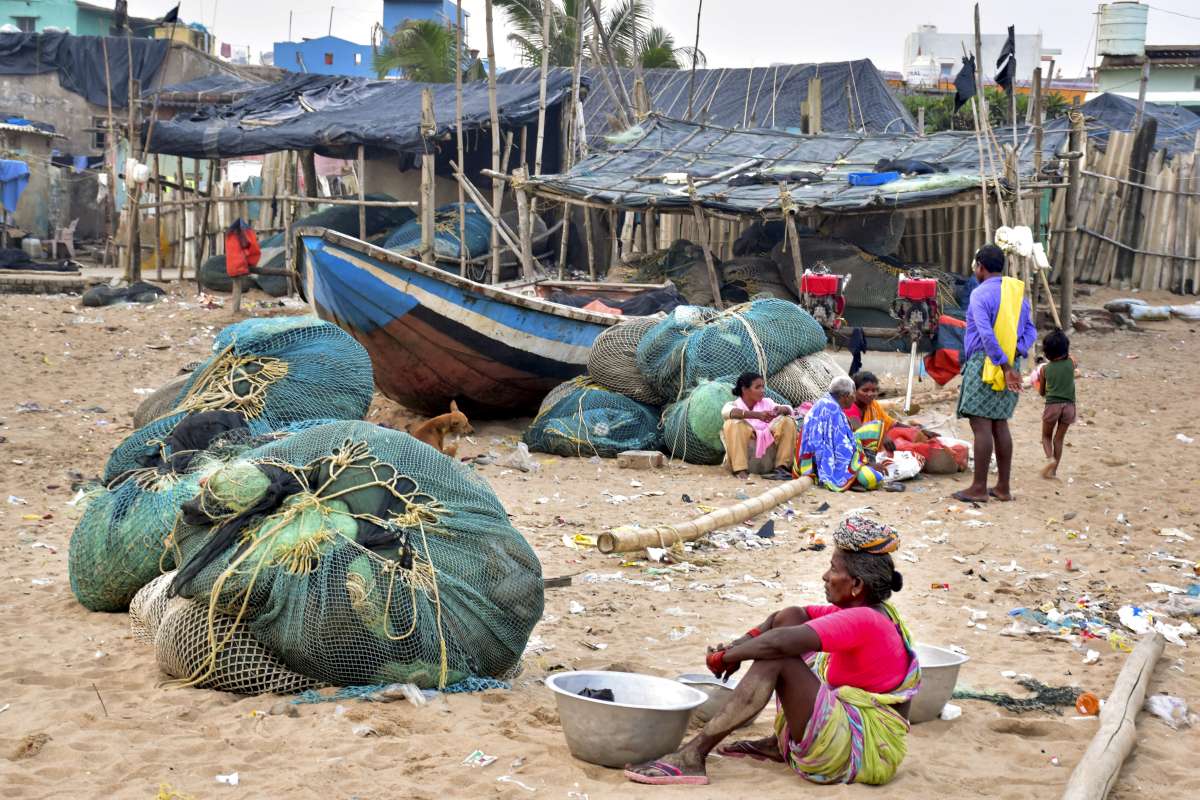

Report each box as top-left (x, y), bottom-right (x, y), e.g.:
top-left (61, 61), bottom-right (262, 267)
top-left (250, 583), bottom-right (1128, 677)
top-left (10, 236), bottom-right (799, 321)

top-left (675, 673), bottom-right (743, 724)
top-left (910, 643), bottom-right (970, 723)
top-left (545, 670), bottom-right (708, 768)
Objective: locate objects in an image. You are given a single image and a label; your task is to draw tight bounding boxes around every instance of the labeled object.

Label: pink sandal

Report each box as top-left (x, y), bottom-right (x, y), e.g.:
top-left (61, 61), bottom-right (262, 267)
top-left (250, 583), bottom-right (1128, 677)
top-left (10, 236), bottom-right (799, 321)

top-left (624, 760), bottom-right (710, 786)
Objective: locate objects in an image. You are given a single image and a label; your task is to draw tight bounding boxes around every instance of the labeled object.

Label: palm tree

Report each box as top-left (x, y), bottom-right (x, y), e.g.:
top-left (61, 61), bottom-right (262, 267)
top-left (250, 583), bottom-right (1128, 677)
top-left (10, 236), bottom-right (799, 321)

top-left (494, 0), bottom-right (580, 68)
top-left (637, 25), bottom-right (703, 69)
top-left (373, 18), bottom-right (482, 82)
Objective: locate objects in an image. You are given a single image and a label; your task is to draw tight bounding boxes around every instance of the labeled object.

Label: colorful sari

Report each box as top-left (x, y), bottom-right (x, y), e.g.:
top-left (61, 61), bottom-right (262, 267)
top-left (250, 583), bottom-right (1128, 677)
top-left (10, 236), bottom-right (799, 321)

top-left (774, 604), bottom-right (922, 785)
top-left (796, 395), bottom-right (882, 491)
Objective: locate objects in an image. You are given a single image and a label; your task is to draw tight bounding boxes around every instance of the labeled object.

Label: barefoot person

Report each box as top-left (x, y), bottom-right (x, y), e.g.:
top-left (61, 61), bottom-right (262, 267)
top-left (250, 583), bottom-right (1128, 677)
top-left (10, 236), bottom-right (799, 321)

top-left (1037, 329), bottom-right (1075, 479)
top-left (721, 372), bottom-right (797, 480)
top-left (955, 244), bottom-right (1036, 502)
top-left (624, 516), bottom-right (920, 787)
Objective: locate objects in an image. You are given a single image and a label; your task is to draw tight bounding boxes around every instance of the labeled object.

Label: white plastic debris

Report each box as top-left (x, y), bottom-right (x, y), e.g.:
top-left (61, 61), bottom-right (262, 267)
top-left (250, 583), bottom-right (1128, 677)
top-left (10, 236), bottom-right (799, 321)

top-left (462, 750), bottom-right (498, 768)
top-left (1176, 433), bottom-right (1194, 445)
top-left (568, 601), bottom-right (585, 615)
top-left (1159, 528), bottom-right (1195, 541)
top-left (215, 772), bottom-right (239, 786)
top-left (497, 775), bottom-right (537, 792)
top-left (1146, 583), bottom-right (1185, 595)
top-left (938, 703), bottom-right (963, 721)
top-left (1144, 694), bottom-right (1196, 729)
top-left (352, 724), bottom-right (378, 737)
top-left (1083, 650), bottom-right (1100, 665)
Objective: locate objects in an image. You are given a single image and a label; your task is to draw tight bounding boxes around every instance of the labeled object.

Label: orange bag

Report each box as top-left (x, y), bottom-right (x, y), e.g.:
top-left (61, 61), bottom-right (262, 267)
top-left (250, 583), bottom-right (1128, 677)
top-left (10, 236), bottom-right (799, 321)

top-left (224, 220), bottom-right (261, 278)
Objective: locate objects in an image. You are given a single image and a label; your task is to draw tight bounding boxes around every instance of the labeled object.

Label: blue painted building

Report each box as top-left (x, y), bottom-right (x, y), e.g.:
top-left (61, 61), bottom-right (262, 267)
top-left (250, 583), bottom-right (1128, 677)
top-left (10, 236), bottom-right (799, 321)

top-left (383, 0), bottom-right (467, 34)
top-left (273, 35), bottom-right (379, 77)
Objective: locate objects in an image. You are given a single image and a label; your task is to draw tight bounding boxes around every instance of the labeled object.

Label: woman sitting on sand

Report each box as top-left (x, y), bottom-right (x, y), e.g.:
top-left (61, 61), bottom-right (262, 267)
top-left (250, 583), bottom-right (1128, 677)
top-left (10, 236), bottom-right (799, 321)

top-left (625, 516), bottom-right (921, 787)
top-left (720, 372), bottom-right (797, 481)
top-left (797, 377), bottom-right (883, 491)
top-left (846, 371), bottom-right (936, 457)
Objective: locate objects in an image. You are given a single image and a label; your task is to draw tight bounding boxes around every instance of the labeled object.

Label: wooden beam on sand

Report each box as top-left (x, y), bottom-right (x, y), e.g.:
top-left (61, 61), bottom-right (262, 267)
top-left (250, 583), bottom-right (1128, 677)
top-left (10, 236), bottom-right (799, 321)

top-left (1061, 633), bottom-right (1164, 800)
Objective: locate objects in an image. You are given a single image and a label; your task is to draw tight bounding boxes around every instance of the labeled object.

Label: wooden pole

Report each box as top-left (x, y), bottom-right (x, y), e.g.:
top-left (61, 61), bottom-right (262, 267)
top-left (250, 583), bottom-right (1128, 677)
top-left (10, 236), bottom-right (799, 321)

top-left (1114, 117), bottom-right (1157, 283)
top-left (300, 150), bottom-right (318, 198)
top-left (690, 203), bottom-right (724, 310)
top-left (174, 155), bottom-right (184, 276)
top-left (608, 208), bottom-right (619, 267)
top-left (971, 96), bottom-right (992, 241)
top-left (597, 477), bottom-right (813, 553)
top-left (586, 0), bottom-right (636, 117)
top-left (357, 144), bottom-right (367, 240)
top-left (192, 158), bottom-right (201, 291)
top-left (485, 0), bottom-right (502, 283)
top-left (1133, 57), bottom-right (1151, 131)
top-left (557, 205), bottom-right (571, 278)
top-left (781, 187), bottom-right (804, 292)
top-left (513, 167), bottom-right (536, 278)
top-left (153, 154), bottom-right (163, 280)
top-left (687, 0), bottom-right (703, 120)
top-left (1030, 67), bottom-right (1044, 315)
top-left (125, 78), bottom-right (142, 283)
top-left (1062, 112), bottom-right (1085, 326)
top-left (420, 88), bottom-right (437, 263)
top-left (916, 106), bottom-right (924, 137)
top-left (533, 0), bottom-right (552, 178)
top-left (1060, 633), bottom-right (1164, 800)
top-left (806, 77), bottom-right (822, 134)
top-left (195, 160), bottom-right (216, 281)
top-left (448, 161), bottom-right (524, 262)
top-left (454, 0), bottom-right (467, 277)
top-left (583, 207), bottom-right (596, 280)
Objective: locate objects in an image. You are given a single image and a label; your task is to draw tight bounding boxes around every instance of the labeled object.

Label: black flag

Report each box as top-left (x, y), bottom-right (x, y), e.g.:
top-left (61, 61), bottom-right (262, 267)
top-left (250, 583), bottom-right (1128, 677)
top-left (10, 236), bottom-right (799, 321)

top-left (161, 4), bottom-right (180, 24)
top-left (113, 0), bottom-right (128, 30)
top-left (995, 25), bottom-right (1016, 94)
top-left (953, 55), bottom-right (976, 112)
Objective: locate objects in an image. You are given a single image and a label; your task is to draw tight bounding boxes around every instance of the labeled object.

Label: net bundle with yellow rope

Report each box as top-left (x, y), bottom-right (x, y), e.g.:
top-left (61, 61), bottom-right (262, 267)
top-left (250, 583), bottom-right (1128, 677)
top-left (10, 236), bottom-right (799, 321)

top-left (103, 317), bottom-right (374, 484)
top-left (523, 378), bottom-right (662, 458)
top-left (635, 299), bottom-right (828, 404)
top-left (164, 420), bottom-right (544, 690)
top-left (69, 419), bottom-right (337, 612)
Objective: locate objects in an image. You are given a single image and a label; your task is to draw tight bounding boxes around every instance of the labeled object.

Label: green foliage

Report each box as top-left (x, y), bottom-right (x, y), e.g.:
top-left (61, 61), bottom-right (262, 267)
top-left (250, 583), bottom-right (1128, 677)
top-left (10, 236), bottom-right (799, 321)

top-left (901, 88), bottom-right (1073, 134)
top-left (373, 18), bottom-right (482, 82)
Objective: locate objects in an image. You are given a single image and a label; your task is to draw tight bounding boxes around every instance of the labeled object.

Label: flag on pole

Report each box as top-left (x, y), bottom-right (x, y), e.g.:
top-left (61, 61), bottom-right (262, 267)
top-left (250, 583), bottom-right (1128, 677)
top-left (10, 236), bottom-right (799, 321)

top-left (995, 26), bottom-right (1017, 94)
top-left (953, 55), bottom-right (976, 112)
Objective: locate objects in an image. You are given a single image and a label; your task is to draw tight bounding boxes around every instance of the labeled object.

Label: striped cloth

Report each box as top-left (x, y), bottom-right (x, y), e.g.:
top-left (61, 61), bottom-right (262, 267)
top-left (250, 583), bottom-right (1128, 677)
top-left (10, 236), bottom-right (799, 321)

top-left (956, 351), bottom-right (1018, 420)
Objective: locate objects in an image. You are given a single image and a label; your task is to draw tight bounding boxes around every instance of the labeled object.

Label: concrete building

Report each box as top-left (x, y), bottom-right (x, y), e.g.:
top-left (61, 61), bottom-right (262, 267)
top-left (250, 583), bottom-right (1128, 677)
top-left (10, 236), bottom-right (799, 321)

top-left (902, 24), bottom-right (1061, 88)
top-left (0, 0), bottom-right (154, 35)
top-left (383, 0), bottom-right (467, 34)
top-left (1094, 2), bottom-right (1200, 113)
top-left (273, 36), bottom-right (378, 78)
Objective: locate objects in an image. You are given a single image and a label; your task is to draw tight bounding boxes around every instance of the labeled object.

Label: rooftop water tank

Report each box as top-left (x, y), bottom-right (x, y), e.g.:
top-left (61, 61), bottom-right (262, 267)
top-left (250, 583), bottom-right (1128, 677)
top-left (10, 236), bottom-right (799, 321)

top-left (1097, 1), bottom-right (1148, 57)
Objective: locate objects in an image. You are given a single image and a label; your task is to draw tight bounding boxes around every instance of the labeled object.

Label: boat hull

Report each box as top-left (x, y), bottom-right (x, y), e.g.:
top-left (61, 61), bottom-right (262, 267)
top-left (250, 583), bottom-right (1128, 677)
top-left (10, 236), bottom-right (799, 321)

top-left (302, 232), bottom-right (618, 418)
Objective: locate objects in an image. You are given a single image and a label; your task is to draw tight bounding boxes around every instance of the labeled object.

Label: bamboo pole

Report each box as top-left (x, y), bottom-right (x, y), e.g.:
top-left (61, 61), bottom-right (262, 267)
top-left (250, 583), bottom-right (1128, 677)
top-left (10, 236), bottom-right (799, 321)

top-left (583, 207), bottom-right (596, 280)
top-left (533, 0), bottom-right (552, 179)
top-left (485, 0), bottom-right (502, 283)
top-left (690, 204), bottom-right (724, 309)
top-left (513, 167), bottom-right (536, 278)
top-left (608, 208), bottom-right (619, 267)
top-left (1115, 118), bottom-right (1157, 282)
top-left (195, 160), bottom-right (216, 279)
top-left (125, 78), bottom-right (142, 283)
top-left (1062, 113), bottom-right (1084, 326)
top-left (597, 477), bottom-right (813, 553)
top-left (687, 0), bottom-right (703, 120)
top-left (301, 150), bottom-right (318, 198)
top-left (586, 0), bottom-right (636, 119)
top-left (807, 77), bottom-right (822, 134)
top-left (448, 160), bottom-right (524, 262)
top-left (455, 0), bottom-right (467, 277)
top-left (420, 88), bottom-right (436, 263)
top-left (1060, 633), bottom-right (1164, 800)
top-left (357, 144), bottom-right (367, 240)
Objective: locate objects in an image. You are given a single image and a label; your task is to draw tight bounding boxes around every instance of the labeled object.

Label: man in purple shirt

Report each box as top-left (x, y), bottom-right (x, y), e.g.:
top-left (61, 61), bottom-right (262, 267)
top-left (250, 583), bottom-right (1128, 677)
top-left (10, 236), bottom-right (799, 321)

top-left (954, 244), bottom-right (1037, 503)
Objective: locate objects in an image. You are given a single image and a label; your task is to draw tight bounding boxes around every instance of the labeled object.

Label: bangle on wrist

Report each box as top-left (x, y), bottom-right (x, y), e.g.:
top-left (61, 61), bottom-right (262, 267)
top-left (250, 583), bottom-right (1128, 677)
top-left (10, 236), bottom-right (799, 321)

top-left (746, 627), bottom-right (762, 638)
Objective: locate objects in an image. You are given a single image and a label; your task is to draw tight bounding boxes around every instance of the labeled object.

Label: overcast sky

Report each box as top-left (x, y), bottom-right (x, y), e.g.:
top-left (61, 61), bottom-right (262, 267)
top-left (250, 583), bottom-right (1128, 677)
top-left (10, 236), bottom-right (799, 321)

top-left (124, 0), bottom-right (1200, 76)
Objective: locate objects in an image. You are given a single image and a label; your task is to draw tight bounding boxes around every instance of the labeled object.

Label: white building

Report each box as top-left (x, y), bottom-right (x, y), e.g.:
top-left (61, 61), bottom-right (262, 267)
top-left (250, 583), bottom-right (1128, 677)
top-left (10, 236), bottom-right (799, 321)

top-left (903, 24), bottom-right (1061, 87)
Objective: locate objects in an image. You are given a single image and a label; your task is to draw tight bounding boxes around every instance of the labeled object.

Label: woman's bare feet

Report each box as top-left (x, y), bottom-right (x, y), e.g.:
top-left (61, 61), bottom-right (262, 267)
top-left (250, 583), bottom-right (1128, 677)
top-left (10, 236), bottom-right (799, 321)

top-left (1041, 459), bottom-right (1058, 479)
top-left (717, 735), bottom-right (785, 763)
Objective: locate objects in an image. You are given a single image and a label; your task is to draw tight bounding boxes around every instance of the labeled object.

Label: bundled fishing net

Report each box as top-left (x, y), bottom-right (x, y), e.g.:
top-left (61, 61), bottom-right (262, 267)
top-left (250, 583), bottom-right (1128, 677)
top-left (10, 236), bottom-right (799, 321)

top-left (586, 317), bottom-right (667, 405)
top-left (104, 317), bottom-right (374, 483)
top-left (130, 571), bottom-right (320, 694)
top-left (524, 381), bottom-right (661, 458)
top-left (768, 352), bottom-right (846, 406)
top-left (384, 202), bottom-right (492, 262)
top-left (662, 379), bottom-right (788, 465)
top-left (636, 300), bottom-right (826, 402)
top-left (167, 420), bottom-right (543, 689)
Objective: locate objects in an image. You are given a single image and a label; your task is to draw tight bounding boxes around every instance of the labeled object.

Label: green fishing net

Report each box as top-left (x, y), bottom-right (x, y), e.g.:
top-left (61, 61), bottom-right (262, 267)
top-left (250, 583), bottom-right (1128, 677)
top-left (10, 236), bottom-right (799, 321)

top-left (662, 379), bottom-right (788, 465)
top-left (524, 380), bottom-right (662, 458)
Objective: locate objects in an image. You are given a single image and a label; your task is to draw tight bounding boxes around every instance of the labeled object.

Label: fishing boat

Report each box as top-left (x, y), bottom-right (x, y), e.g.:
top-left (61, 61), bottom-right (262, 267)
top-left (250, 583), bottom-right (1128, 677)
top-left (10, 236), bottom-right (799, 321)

top-left (301, 229), bottom-right (670, 418)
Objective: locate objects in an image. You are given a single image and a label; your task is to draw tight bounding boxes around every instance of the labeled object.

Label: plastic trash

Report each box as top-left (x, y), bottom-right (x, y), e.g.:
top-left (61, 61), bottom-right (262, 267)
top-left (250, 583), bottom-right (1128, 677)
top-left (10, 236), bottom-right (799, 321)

top-left (1177, 433), bottom-right (1195, 445)
top-left (1144, 694), bottom-right (1196, 729)
top-left (995, 225), bottom-right (1034, 258)
top-left (1170, 304), bottom-right (1200, 321)
top-left (500, 442), bottom-right (540, 472)
top-left (462, 750), bottom-right (498, 767)
top-left (1075, 692), bottom-right (1100, 716)
top-left (939, 703), bottom-right (962, 721)
top-left (215, 772), bottom-right (239, 786)
top-left (1129, 304), bottom-right (1172, 321)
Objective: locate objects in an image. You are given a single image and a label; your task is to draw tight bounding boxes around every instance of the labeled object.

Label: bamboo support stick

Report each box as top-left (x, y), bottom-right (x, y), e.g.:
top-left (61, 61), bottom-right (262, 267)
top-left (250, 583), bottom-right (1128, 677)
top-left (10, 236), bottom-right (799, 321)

top-left (597, 478), bottom-right (813, 553)
top-left (153, 154), bottom-right (163, 280)
top-left (691, 204), bottom-right (724, 310)
top-left (513, 166), bottom-right (536, 278)
top-left (449, 160), bottom-right (524, 262)
top-left (1060, 633), bottom-right (1164, 800)
top-left (587, 0), bottom-right (636, 120)
top-left (533, 0), bottom-right (552, 178)
top-left (485, 0), bottom-right (502, 283)
top-left (195, 160), bottom-right (216, 277)
top-left (455, 0), bottom-right (467, 277)
top-left (420, 88), bottom-right (436, 263)
top-left (357, 144), bottom-right (367, 240)
top-left (583, 207), bottom-right (596, 280)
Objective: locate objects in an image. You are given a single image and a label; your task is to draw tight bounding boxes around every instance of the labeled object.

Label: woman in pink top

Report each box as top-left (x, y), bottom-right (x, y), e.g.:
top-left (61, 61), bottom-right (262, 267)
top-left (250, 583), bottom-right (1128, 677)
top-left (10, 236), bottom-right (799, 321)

top-left (626, 516), bottom-right (921, 787)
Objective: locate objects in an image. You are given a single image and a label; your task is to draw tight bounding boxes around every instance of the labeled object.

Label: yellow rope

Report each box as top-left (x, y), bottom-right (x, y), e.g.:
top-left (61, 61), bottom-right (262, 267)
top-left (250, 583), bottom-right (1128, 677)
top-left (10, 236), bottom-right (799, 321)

top-left (161, 341), bottom-right (290, 423)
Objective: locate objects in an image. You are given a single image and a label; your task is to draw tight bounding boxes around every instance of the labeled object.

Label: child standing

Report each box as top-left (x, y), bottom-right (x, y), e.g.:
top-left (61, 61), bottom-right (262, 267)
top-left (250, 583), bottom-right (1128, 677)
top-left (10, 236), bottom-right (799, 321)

top-left (1038, 329), bottom-right (1076, 479)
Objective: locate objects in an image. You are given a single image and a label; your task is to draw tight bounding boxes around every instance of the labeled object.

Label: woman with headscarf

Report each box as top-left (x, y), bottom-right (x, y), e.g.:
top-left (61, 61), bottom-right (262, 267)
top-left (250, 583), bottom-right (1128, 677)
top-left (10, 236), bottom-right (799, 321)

top-left (797, 376), bottom-right (883, 491)
top-left (846, 371), bottom-right (937, 458)
top-left (721, 372), bottom-right (798, 480)
top-left (624, 516), bottom-right (920, 787)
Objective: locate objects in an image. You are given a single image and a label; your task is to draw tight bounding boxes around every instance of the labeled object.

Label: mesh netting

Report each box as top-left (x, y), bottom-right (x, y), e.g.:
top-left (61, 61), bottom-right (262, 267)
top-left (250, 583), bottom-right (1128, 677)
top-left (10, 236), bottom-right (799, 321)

top-left (636, 300), bottom-right (826, 402)
top-left (586, 318), bottom-right (666, 405)
top-left (767, 352), bottom-right (846, 406)
top-left (168, 421), bottom-right (543, 689)
top-left (662, 379), bottom-right (787, 465)
top-left (524, 381), bottom-right (662, 458)
top-left (537, 376), bottom-right (592, 416)
top-left (104, 317), bottom-right (374, 483)
top-left (130, 571), bottom-right (175, 644)
top-left (384, 203), bottom-right (492, 261)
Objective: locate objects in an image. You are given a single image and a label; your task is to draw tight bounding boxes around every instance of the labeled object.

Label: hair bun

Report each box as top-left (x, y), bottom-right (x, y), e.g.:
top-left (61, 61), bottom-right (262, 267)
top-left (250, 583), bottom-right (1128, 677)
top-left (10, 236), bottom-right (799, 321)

top-left (890, 571), bottom-right (904, 593)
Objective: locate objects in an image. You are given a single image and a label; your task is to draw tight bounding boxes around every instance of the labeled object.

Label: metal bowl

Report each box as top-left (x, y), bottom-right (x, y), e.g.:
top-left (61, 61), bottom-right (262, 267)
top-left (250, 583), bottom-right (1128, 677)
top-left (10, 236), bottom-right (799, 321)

top-left (545, 670), bottom-right (708, 768)
top-left (909, 643), bottom-right (970, 723)
top-left (675, 673), bottom-right (740, 723)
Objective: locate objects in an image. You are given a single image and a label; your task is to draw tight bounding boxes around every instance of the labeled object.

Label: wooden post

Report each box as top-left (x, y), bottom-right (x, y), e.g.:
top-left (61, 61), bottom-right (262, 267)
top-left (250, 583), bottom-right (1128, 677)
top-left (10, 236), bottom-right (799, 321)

top-left (357, 144), bottom-right (367, 240)
top-left (687, 0), bottom-right (703, 120)
top-left (970, 96), bottom-right (992, 241)
top-left (533, 0), bottom-right (552, 177)
top-left (125, 78), bottom-right (142, 283)
top-left (195, 160), bottom-right (216, 282)
top-left (485, 0), bottom-right (502, 283)
top-left (782, 189), bottom-right (805, 294)
top-left (454, 0), bottom-right (467, 276)
top-left (690, 203), bottom-right (724, 310)
top-left (645, 209), bottom-right (658, 253)
top-left (101, 37), bottom-right (119, 271)
top-left (153, 154), bottom-right (163, 280)
top-left (301, 149), bottom-right (318, 198)
top-left (608, 208), bottom-right (619, 268)
top-left (174, 155), bottom-right (184, 276)
top-left (806, 77), bottom-right (822, 134)
top-left (1030, 67), bottom-right (1044, 314)
top-left (1115, 117), bottom-right (1157, 283)
top-left (973, 4), bottom-right (990, 134)
top-left (583, 207), bottom-right (596, 280)
top-left (1133, 57), bottom-right (1151, 130)
top-left (586, 0), bottom-right (636, 118)
top-left (513, 167), bottom-right (536, 278)
top-left (191, 158), bottom-right (201, 290)
top-left (916, 106), bottom-right (924, 137)
top-left (1060, 633), bottom-right (1164, 800)
top-left (283, 153), bottom-right (296, 293)
top-left (557, 205), bottom-right (571, 278)
top-left (420, 89), bottom-right (437, 263)
top-left (1062, 113), bottom-right (1085, 326)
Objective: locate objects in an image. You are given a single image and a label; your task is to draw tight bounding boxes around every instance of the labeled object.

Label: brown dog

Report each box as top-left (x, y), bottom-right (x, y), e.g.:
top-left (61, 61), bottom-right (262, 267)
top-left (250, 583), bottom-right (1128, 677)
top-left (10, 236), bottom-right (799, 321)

top-left (407, 400), bottom-right (473, 457)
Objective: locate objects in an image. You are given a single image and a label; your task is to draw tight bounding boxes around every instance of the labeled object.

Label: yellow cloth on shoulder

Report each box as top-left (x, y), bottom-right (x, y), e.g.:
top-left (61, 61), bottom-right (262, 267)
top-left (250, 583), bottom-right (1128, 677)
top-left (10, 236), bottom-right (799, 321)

top-left (981, 276), bottom-right (1024, 391)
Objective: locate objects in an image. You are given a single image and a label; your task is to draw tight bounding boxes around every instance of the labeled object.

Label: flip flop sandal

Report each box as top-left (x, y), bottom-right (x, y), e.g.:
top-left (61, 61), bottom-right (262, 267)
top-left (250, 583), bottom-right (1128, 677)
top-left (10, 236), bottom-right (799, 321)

top-left (624, 761), bottom-right (710, 786)
top-left (952, 490), bottom-right (987, 504)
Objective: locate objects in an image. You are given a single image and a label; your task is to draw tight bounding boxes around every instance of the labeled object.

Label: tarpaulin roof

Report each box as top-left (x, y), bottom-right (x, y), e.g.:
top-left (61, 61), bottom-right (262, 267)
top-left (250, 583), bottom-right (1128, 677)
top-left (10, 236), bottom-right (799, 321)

top-left (0, 31), bottom-right (168, 108)
top-left (143, 73), bottom-right (271, 106)
top-left (1043, 93), bottom-right (1200, 158)
top-left (526, 114), bottom-right (1041, 216)
top-left (497, 61), bottom-right (915, 143)
top-left (145, 71), bottom-right (581, 159)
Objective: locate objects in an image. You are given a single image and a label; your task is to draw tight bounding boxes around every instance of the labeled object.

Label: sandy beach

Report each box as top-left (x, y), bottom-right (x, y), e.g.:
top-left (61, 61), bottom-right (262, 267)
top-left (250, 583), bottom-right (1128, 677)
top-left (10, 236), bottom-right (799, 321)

top-left (1, 285), bottom-right (1197, 800)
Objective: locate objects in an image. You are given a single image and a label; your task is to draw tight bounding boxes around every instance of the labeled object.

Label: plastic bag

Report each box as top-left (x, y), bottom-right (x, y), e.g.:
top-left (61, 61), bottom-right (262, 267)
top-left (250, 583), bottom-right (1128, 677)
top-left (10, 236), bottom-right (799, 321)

top-left (880, 450), bottom-right (923, 481)
top-left (1129, 305), bottom-right (1172, 322)
top-left (1170, 304), bottom-right (1200, 321)
top-left (1144, 694), bottom-right (1196, 729)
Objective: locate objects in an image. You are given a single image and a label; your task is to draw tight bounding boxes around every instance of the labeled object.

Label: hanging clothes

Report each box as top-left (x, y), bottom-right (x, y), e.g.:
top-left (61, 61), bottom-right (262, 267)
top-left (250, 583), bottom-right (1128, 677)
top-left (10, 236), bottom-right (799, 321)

top-left (0, 160), bottom-right (31, 213)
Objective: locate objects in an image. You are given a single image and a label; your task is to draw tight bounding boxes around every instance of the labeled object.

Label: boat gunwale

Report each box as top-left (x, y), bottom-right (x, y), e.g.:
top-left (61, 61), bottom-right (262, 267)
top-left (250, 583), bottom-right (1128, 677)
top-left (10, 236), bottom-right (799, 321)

top-left (299, 227), bottom-right (667, 327)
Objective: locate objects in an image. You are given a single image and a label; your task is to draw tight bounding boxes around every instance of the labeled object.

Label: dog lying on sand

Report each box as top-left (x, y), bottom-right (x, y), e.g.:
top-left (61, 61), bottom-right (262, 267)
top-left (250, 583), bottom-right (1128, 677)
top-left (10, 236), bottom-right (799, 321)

top-left (407, 401), bottom-right (473, 457)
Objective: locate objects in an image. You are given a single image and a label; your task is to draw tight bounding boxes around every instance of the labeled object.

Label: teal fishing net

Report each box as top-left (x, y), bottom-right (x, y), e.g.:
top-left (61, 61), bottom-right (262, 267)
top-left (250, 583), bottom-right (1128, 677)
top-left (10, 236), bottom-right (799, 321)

top-left (167, 421), bottom-right (543, 690)
top-left (636, 299), bottom-right (827, 402)
top-left (384, 202), bottom-right (492, 262)
top-left (662, 379), bottom-right (787, 465)
top-left (103, 317), bottom-right (374, 483)
top-left (524, 380), bottom-right (662, 458)
top-left (587, 317), bottom-right (667, 406)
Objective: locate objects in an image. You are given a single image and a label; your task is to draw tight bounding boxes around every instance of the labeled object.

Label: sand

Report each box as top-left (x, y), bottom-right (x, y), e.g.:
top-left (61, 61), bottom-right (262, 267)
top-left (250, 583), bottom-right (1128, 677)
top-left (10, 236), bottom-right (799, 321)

top-left (0, 285), bottom-right (1198, 799)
